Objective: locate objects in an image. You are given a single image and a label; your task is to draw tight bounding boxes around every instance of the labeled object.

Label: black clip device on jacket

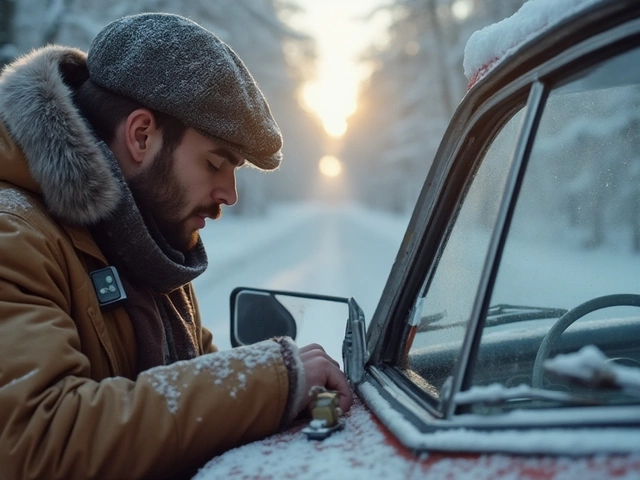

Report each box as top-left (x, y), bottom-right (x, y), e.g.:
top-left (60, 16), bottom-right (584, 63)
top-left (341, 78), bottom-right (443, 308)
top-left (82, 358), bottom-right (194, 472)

top-left (90, 266), bottom-right (127, 310)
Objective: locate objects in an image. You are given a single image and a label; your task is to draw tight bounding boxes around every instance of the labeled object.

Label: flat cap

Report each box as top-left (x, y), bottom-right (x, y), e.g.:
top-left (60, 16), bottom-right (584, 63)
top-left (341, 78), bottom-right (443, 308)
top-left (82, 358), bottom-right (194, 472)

top-left (87, 13), bottom-right (282, 170)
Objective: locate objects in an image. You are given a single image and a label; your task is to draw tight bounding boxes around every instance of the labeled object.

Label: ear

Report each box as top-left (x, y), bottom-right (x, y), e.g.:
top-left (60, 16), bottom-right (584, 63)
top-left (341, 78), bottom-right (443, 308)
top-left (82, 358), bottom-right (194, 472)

top-left (123, 108), bottom-right (162, 167)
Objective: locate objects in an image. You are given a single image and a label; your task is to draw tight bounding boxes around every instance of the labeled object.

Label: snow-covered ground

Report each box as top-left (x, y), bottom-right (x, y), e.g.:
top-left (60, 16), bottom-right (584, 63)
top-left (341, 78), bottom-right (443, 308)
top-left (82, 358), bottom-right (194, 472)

top-left (194, 197), bottom-right (640, 364)
top-left (193, 201), bottom-right (410, 362)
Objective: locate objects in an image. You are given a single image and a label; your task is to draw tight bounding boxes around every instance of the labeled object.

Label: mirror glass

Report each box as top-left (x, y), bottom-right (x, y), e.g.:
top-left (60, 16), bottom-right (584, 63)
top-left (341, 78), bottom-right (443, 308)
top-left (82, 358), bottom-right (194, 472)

top-left (231, 288), bottom-right (349, 368)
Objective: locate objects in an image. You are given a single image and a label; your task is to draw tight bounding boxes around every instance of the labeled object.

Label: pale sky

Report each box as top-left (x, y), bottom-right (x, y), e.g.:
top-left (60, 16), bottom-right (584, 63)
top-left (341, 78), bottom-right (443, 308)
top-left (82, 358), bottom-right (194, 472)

top-left (288, 0), bottom-right (392, 137)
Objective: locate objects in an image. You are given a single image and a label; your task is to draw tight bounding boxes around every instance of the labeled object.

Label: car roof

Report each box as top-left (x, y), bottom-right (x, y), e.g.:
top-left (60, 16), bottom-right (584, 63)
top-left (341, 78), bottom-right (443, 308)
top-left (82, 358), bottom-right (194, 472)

top-left (462, 0), bottom-right (638, 97)
top-left (464, 0), bottom-right (608, 88)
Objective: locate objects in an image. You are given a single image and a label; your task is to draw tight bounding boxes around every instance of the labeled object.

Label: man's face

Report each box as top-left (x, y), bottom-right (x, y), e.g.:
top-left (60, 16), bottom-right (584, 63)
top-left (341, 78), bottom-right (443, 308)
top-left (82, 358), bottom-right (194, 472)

top-left (128, 128), bottom-right (242, 251)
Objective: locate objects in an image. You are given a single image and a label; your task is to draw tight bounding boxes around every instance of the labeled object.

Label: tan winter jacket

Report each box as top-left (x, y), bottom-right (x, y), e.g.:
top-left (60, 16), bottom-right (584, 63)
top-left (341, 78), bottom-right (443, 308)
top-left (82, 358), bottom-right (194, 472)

top-left (0, 47), bottom-right (304, 480)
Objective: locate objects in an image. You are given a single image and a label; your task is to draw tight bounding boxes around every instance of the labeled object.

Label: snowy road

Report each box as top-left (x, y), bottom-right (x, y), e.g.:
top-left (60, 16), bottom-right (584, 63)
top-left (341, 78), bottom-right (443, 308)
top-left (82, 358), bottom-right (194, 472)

top-left (192, 202), bottom-right (409, 356)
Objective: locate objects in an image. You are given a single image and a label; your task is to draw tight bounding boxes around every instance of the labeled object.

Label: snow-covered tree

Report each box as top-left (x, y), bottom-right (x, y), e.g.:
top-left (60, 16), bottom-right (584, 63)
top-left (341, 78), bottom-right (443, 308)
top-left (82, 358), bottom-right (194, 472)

top-left (341, 0), bottom-right (526, 213)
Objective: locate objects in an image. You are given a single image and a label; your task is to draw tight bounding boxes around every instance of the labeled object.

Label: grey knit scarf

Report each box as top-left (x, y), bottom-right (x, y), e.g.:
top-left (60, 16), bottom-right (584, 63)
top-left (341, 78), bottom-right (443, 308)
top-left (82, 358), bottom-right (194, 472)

top-left (90, 142), bottom-right (208, 372)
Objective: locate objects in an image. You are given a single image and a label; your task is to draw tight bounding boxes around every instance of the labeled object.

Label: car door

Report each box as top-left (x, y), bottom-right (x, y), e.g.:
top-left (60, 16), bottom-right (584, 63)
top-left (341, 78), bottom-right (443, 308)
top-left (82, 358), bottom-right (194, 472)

top-left (358, 0), bottom-right (640, 453)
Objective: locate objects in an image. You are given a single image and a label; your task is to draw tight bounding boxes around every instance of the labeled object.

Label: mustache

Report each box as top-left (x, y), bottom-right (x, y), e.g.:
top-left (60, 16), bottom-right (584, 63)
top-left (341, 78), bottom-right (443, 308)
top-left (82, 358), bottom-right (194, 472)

top-left (194, 204), bottom-right (222, 220)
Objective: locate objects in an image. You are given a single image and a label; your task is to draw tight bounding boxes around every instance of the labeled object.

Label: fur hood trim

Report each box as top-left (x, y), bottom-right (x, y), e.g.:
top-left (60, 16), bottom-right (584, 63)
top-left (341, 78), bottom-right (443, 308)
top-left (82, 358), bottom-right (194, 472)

top-left (0, 46), bottom-right (120, 225)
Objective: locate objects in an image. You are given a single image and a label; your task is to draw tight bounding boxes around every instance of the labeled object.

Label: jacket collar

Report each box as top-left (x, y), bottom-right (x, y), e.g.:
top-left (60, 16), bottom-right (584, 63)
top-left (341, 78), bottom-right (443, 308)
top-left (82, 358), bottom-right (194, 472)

top-left (0, 45), bottom-right (121, 226)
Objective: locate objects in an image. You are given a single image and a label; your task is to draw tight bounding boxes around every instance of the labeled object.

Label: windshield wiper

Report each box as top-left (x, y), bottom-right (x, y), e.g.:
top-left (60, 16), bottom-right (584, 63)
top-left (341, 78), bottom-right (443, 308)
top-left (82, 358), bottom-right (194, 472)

top-left (485, 304), bottom-right (568, 327)
top-left (415, 303), bottom-right (567, 332)
top-left (454, 383), bottom-right (603, 407)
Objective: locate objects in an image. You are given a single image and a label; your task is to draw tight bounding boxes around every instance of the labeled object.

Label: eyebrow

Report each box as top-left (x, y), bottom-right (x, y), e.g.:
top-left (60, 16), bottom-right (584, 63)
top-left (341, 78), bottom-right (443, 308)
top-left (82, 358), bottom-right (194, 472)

top-left (208, 147), bottom-right (246, 167)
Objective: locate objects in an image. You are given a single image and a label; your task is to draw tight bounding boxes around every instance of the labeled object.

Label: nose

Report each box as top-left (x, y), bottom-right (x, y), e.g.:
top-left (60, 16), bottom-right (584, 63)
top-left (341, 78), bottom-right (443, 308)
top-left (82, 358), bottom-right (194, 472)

top-left (211, 168), bottom-right (238, 206)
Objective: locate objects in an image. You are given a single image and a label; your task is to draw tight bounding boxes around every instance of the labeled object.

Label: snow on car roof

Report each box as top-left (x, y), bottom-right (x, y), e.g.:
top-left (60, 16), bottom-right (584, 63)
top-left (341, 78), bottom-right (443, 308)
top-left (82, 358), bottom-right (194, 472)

top-left (463, 0), bottom-right (604, 89)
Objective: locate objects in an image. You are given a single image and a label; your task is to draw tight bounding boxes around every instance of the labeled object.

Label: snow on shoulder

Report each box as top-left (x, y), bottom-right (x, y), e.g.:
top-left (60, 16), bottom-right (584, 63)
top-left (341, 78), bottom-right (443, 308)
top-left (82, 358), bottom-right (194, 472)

top-left (463, 0), bottom-right (603, 89)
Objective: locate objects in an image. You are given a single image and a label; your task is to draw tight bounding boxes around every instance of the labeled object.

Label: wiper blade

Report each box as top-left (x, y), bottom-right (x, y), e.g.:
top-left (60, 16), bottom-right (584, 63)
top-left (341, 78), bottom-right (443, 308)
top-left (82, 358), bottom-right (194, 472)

top-left (414, 303), bottom-right (567, 332)
top-left (486, 304), bottom-right (568, 327)
top-left (454, 383), bottom-right (602, 407)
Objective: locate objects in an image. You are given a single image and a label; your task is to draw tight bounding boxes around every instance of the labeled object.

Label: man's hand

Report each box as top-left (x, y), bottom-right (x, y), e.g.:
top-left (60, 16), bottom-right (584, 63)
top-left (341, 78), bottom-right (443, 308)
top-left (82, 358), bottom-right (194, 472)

top-left (298, 344), bottom-right (353, 414)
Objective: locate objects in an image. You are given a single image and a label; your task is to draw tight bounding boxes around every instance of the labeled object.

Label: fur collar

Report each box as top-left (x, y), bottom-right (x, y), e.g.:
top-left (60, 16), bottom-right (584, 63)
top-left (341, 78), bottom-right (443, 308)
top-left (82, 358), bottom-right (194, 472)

top-left (0, 46), bottom-right (120, 225)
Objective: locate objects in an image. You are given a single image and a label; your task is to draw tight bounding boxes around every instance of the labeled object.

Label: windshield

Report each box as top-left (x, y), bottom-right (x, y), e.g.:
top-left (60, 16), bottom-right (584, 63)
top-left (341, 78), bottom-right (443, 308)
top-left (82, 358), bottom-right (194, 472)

top-left (469, 44), bottom-right (640, 412)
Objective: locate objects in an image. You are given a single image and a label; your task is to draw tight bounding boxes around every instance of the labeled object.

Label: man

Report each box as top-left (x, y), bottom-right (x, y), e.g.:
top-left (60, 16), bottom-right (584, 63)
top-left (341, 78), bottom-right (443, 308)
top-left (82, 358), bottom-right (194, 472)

top-left (0, 12), bottom-right (352, 480)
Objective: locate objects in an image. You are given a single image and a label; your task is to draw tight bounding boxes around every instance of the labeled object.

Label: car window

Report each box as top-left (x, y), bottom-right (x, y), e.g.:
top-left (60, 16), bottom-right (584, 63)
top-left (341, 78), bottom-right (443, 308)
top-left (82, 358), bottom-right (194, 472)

top-left (470, 44), bottom-right (640, 410)
top-left (400, 106), bottom-right (524, 399)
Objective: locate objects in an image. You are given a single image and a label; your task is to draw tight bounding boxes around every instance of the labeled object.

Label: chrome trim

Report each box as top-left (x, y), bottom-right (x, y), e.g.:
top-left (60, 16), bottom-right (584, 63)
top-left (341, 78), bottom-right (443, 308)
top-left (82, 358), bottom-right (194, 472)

top-left (362, 367), bottom-right (640, 430)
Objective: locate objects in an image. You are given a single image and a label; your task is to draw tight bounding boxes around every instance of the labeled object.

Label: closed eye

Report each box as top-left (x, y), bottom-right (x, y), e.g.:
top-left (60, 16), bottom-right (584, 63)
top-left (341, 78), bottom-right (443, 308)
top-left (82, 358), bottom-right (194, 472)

top-left (208, 147), bottom-right (245, 168)
top-left (207, 155), bottom-right (243, 173)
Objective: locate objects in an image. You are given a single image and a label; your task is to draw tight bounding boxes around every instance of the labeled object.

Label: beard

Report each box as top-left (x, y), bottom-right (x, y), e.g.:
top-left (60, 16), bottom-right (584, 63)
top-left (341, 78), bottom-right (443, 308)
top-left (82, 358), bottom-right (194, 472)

top-left (127, 142), bottom-right (221, 252)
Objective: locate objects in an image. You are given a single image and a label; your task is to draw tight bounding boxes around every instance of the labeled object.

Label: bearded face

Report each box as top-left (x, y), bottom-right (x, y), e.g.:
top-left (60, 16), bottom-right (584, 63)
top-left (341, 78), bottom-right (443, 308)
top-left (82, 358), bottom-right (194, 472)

top-left (126, 126), bottom-right (241, 252)
top-left (127, 140), bottom-right (221, 252)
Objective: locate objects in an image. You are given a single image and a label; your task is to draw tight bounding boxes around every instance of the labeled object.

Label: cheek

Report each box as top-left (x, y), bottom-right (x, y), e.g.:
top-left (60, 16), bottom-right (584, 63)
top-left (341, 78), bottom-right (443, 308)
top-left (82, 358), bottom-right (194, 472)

top-left (177, 168), bottom-right (213, 209)
top-left (170, 155), bottom-right (204, 196)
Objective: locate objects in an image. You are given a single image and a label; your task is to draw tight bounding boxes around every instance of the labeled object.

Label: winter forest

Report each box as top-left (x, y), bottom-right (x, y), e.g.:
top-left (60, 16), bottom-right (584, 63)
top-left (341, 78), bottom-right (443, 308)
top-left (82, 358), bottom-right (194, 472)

top-left (0, 0), bottom-right (530, 215)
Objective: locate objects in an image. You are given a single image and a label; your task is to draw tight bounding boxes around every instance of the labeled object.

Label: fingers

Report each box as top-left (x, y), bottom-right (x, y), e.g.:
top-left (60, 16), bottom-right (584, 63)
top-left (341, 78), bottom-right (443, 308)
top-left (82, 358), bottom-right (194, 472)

top-left (299, 343), bottom-right (340, 368)
top-left (298, 343), bottom-right (324, 354)
top-left (299, 347), bottom-right (353, 414)
top-left (320, 359), bottom-right (353, 413)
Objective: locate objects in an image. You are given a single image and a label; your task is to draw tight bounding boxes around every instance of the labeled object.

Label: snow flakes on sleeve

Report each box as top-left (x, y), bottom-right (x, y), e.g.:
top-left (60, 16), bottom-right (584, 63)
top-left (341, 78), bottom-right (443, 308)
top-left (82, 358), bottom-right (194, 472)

top-left (140, 340), bottom-right (281, 414)
top-left (143, 368), bottom-right (182, 414)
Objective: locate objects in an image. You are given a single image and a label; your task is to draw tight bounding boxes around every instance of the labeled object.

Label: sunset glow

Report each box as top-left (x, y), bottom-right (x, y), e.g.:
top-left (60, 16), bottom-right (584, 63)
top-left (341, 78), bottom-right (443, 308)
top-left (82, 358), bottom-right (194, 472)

top-left (292, 0), bottom-right (391, 139)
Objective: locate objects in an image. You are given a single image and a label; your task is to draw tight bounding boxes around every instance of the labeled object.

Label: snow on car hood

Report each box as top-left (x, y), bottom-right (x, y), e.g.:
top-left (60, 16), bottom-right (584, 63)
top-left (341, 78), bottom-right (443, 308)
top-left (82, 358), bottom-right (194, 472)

top-left (193, 396), bottom-right (640, 479)
top-left (463, 0), bottom-right (604, 88)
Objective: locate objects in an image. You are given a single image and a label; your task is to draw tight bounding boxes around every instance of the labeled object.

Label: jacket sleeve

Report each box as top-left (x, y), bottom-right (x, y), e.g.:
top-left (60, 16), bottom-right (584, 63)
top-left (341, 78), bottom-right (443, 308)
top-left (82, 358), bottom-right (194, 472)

top-left (0, 212), bottom-right (305, 480)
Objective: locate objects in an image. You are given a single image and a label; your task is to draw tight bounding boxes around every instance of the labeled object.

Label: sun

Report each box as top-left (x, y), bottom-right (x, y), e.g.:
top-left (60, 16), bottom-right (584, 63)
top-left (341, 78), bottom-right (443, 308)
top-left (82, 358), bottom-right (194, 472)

top-left (318, 155), bottom-right (343, 177)
top-left (451, 0), bottom-right (474, 20)
top-left (290, 1), bottom-right (392, 139)
top-left (303, 81), bottom-right (355, 138)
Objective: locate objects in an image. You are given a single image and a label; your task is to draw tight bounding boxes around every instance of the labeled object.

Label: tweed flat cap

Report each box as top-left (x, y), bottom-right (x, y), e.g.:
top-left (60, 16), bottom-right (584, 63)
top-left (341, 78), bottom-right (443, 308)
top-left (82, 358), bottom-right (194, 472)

top-left (87, 13), bottom-right (282, 170)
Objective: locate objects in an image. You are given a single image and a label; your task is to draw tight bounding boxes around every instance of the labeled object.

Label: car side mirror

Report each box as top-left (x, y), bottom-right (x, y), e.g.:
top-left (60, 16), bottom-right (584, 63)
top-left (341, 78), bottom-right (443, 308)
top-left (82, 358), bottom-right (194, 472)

top-left (230, 287), bottom-right (368, 383)
top-left (230, 287), bottom-right (299, 346)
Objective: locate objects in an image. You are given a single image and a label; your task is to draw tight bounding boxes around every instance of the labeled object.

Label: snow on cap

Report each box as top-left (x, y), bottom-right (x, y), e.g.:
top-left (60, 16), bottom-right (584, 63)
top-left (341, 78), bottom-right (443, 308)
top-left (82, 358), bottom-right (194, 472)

top-left (87, 13), bottom-right (283, 170)
top-left (463, 0), bottom-right (603, 89)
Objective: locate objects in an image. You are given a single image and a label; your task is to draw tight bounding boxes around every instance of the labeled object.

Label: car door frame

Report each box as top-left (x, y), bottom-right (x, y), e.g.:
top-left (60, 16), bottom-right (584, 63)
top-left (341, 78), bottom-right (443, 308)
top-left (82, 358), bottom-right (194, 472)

top-left (356, 0), bottom-right (640, 438)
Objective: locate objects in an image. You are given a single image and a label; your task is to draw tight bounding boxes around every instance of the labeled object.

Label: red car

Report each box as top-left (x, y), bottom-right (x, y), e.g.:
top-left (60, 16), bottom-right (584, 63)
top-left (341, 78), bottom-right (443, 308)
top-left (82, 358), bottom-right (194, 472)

top-left (196, 0), bottom-right (640, 477)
